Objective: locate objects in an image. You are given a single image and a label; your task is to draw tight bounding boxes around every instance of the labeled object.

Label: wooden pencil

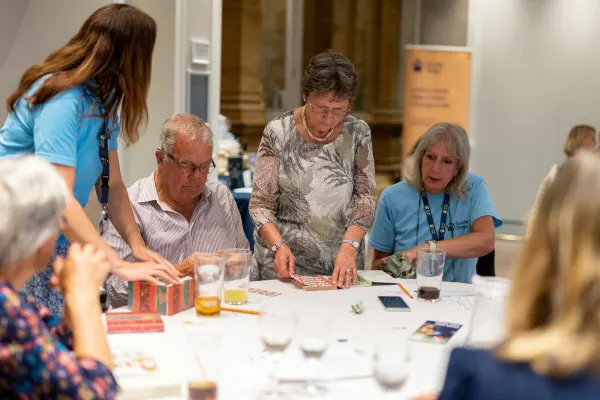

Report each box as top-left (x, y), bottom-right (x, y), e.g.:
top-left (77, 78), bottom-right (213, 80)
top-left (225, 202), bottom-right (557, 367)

top-left (220, 307), bottom-right (261, 315)
top-left (397, 283), bottom-right (414, 299)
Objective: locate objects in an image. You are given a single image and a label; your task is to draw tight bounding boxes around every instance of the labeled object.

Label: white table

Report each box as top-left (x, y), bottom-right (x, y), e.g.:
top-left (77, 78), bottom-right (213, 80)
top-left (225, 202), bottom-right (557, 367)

top-left (108, 271), bottom-right (477, 400)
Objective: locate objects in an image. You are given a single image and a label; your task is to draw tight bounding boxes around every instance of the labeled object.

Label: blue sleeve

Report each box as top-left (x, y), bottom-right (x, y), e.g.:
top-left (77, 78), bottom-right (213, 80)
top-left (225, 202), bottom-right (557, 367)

top-left (368, 189), bottom-right (396, 252)
top-left (469, 176), bottom-right (502, 228)
top-left (437, 348), bottom-right (472, 400)
top-left (32, 88), bottom-right (82, 167)
top-left (108, 114), bottom-right (119, 151)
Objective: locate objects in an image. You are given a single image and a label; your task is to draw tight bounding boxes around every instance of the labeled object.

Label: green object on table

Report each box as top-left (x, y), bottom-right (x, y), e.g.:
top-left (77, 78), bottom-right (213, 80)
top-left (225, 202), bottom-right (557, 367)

top-left (355, 275), bottom-right (372, 287)
top-left (382, 252), bottom-right (416, 279)
top-left (351, 301), bottom-right (365, 314)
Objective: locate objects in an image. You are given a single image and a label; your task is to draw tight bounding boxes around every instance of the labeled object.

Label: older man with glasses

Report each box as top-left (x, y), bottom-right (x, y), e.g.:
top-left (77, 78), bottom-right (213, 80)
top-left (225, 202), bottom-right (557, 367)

top-left (103, 113), bottom-right (251, 309)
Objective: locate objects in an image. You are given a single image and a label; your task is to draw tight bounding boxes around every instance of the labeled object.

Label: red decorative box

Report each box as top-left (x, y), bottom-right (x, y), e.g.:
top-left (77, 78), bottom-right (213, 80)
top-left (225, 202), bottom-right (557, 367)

top-left (106, 312), bottom-right (164, 334)
top-left (127, 277), bottom-right (195, 316)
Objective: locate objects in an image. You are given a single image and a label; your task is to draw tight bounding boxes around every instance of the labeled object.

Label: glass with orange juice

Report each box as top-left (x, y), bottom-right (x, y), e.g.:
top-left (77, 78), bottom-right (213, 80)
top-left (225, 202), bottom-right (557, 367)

top-left (221, 248), bottom-right (251, 305)
top-left (193, 253), bottom-right (225, 316)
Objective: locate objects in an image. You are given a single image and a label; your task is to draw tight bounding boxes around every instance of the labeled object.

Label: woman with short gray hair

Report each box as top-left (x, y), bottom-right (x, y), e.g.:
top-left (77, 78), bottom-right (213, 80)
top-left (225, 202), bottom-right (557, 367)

top-left (369, 123), bottom-right (502, 283)
top-left (0, 156), bottom-right (118, 398)
top-left (250, 50), bottom-right (376, 287)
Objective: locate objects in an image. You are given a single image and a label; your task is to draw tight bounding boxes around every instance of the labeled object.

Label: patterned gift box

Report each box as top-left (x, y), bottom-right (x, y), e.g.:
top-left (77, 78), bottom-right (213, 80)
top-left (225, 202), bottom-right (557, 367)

top-left (127, 277), bottom-right (195, 316)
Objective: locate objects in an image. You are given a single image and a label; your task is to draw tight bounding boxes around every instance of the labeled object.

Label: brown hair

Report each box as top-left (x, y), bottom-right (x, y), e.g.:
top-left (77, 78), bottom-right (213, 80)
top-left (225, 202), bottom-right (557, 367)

top-left (563, 125), bottom-right (596, 157)
top-left (6, 4), bottom-right (156, 146)
top-left (301, 50), bottom-right (358, 101)
top-left (498, 152), bottom-right (600, 377)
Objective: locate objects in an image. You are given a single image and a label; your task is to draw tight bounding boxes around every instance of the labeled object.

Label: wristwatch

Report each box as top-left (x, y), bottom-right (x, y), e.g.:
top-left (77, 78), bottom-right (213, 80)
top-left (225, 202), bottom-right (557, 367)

top-left (342, 239), bottom-right (360, 250)
top-left (425, 240), bottom-right (437, 251)
top-left (271, 240), bottom-right (285, 253)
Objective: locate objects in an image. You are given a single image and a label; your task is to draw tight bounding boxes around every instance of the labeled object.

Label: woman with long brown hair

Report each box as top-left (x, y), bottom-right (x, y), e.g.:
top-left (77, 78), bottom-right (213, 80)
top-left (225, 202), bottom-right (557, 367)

top-left (0, 3), bottom-right (179, 313)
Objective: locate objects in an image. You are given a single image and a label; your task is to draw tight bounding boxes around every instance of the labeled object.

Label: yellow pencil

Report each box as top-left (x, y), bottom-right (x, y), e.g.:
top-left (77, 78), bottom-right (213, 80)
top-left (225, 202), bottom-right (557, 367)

top-left (397, 283), bottom-right (414, 299)
top-left (220, 307), bottom-right (261, 316)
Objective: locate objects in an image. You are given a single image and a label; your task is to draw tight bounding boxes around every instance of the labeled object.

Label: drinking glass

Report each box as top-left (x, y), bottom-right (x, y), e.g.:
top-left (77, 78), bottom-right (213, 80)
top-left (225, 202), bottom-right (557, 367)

top-left (187, 333), bottom-right (220, 400)
top-left (221, 248), bottom-right (251, 305)
top-left (258, 308), bottom-right (297, 400)
top-left (465, 275), bottom-right (511, 347)
top-left (296, 314), bottom-right (332, 397)
top-left (416, 249), bottom-right (446, 302)
top-left (373, 335), bottom-right (409, 398)
top-left (193, 253), bottom-right (225, 316)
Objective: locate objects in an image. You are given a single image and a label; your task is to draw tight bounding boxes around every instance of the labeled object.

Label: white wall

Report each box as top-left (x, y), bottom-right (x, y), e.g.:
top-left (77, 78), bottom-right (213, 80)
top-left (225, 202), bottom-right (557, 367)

top-left (0, 0), bottom-right (109, 124)
top-left (469, 0), bottom-right (600, 222)
top-left (121, 0), bottom-right (176, 187)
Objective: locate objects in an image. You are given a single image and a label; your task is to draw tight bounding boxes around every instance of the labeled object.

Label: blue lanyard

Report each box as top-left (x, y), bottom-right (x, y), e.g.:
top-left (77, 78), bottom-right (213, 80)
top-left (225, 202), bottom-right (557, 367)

top-left (420, 187), bottom-right (451, 242)
top-left (98, 120), bottom-right (110, 235)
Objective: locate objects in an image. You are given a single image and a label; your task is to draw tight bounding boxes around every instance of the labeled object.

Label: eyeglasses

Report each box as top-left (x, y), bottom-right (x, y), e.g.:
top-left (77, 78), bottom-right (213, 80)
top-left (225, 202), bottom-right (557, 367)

top-left (164, 152), bottom-right (215, 176)
top-left (306, 100), bottom-right (349, 118)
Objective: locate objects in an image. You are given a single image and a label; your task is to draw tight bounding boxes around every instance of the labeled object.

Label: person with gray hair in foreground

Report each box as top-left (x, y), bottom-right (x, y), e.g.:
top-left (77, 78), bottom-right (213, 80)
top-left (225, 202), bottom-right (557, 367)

top-left (103, 113), bottom-right (251, 309)
top-left (0, 156), bottom-right (118, 399)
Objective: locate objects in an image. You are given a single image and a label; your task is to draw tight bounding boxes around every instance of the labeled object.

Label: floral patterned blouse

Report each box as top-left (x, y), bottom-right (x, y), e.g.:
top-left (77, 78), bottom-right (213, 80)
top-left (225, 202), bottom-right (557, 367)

top-left (250, 111), bottom-right (376, 279)
top-left (0, 281), bottom-right (118, 399)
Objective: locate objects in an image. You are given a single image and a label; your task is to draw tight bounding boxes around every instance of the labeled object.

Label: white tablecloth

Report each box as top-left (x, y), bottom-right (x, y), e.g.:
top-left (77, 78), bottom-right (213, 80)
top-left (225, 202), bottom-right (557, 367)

top-left (108, 271), bottom-right (477, 400)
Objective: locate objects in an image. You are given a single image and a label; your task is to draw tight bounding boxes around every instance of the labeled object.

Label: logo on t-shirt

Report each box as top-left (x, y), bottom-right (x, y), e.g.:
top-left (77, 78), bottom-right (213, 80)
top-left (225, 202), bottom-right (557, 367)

top-left (450, 220), bottom-right (469, 233)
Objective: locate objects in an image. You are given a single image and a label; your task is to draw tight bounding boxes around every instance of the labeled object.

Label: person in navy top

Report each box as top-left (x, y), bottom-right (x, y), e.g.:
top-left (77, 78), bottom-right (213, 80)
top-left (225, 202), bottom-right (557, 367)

top-left (369, 123), bottom-right (502, 283)
top-left (412, 152), bottom-right (600, 400)
top-left (0, 4), bottom-right (179, 313)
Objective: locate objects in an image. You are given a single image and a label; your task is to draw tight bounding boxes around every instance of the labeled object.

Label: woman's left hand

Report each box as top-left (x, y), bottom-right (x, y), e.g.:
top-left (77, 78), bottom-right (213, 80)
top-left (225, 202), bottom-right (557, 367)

top-left (132, 245), bottom-right (175, 270)
top-left (402, 244), bottom-right (427, 264)
top-left (114, 261), bottom-right (181, 285)
top-left (332, 245), bottom-right (358, 288)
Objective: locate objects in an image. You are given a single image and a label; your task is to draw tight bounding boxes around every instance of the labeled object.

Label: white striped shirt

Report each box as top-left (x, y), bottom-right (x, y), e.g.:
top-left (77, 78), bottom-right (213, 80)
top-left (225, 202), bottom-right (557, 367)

top-left (103, 172), bottom-right (250, 309)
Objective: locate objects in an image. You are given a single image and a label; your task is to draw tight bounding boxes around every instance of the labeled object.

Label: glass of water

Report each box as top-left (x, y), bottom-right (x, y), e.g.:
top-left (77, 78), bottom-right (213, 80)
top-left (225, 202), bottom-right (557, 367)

top-left (258, 308), bottom-right (297, 400)
top-left (373, 336), bottom-right (409, 397)
top-left (296, 314), bottom-right (332, 397)
top-left (416, 249), bottom-right (446, 302)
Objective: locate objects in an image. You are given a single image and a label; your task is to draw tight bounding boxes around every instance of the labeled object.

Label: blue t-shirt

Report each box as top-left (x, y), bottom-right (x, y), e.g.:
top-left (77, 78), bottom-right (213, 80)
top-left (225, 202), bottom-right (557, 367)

top-left (0, 75), bottom-right (119, 246)
top-left (369, 173), bottom-right (502, 283)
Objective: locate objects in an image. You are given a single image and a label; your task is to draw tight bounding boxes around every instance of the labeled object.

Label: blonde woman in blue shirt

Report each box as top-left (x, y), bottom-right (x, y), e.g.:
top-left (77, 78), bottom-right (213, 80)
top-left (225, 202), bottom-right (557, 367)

top-left (0, 4), bottom-right (179, 313)
top-left (369, 123), bottom-right (502, 283)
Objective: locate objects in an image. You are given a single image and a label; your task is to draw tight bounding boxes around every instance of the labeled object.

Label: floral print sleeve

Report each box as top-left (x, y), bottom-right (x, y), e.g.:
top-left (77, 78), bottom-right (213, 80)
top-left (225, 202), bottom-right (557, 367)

top-left (346, 123), bottom-right (376, 231)
top-left (0, 281), bottom-right (118, 399)
top-left (249, 123), bottom-right (280, 229)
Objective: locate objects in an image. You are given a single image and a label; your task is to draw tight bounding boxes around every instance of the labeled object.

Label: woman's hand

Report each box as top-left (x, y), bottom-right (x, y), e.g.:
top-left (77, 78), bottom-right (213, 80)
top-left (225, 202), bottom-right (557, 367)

top-left (131, 244), bottom-right (175, 269)
top-left (53, 243), bottom-right (110, 297)
top-left (401, 244), bottom-right (427, 265)
top-left (274, 244), bottom-right (295, 279)
top-left (332, 245), bottom-right (358, 288)
top-left (371, 256), bottom-right (390, 270)
top-left (113, 261), bottom-right (181, 285)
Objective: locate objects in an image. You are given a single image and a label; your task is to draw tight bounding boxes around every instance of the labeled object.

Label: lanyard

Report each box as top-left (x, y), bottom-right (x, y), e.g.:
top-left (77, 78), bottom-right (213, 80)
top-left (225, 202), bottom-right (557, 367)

top-left (420, 187), bottom-right (450, 242)
top-left (98, 119), bottom-right (110, 235)
top-left (416, 187), bottom-right (456, 281)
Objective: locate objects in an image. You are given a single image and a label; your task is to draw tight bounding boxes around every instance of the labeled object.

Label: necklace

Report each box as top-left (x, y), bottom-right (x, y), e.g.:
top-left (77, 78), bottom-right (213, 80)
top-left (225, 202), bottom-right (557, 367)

top-left (302, 105), bottom-right (334, 142)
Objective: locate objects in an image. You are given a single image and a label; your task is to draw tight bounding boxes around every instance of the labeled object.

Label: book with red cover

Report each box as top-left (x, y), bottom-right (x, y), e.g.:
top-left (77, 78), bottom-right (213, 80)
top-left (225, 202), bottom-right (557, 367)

top-left (106, 312), bottom-right (164, 334)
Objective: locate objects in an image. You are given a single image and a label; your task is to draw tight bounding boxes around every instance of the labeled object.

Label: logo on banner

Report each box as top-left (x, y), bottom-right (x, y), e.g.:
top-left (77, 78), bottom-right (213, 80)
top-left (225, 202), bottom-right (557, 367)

top-left (413, 59), bottom-right (423, 72)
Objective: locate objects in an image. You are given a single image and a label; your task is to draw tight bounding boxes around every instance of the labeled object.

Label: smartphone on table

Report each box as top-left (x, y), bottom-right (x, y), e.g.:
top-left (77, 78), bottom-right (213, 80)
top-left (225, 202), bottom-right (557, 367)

top-left (378, 296), bottom-right (411, 312)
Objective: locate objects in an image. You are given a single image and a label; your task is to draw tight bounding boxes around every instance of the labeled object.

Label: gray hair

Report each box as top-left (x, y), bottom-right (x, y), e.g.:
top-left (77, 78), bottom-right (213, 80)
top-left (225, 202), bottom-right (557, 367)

top-left (0, 156), bottom-right (69, 265)
top-left (404, 123), bottom-right (471, 198)
top-left (157, 113), bottom-right (213, 154)
top-left (301, 50), bottom-right (358, 100)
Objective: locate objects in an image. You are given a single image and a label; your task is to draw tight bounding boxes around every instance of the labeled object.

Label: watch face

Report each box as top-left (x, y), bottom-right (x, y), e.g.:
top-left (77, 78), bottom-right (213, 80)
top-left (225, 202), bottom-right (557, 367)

top-left (352, 241), bottom-right (359, 248)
